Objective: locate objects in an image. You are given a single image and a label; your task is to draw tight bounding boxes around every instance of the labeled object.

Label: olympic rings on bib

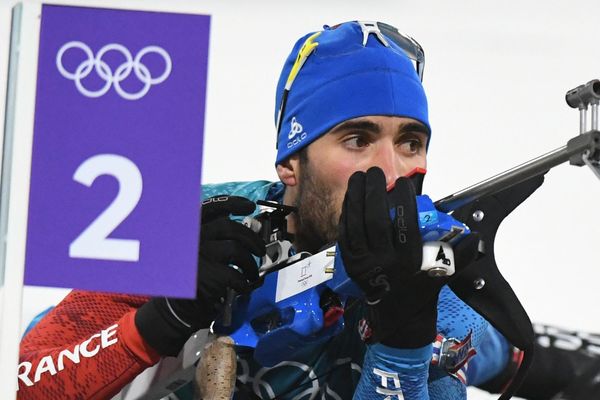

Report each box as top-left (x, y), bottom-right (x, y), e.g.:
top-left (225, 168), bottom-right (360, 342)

top-left (56, 41), bottom-right (172, 100)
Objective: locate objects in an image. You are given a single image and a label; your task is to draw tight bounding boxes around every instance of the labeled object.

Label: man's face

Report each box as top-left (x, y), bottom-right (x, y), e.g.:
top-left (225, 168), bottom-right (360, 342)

top-left (289, 115), bottom-right (429, 252)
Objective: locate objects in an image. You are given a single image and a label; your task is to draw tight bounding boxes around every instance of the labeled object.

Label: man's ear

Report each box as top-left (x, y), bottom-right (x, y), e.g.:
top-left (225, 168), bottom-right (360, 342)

top-left (276, 153), bottom-right (300, 187)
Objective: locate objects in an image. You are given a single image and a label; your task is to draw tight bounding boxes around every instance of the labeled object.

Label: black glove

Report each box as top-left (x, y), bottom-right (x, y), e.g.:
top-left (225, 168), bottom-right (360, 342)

top-left (135, 195), bottom-right (266, 356)
top-left (338, 167), bottom-right (479, 348)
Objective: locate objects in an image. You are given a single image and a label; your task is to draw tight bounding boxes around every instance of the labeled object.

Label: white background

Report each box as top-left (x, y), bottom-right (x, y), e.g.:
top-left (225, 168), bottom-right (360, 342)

top-left (1, 0), bottom-right (600, 398)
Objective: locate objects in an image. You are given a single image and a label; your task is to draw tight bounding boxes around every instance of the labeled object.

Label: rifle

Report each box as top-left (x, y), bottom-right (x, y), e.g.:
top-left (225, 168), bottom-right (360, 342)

top-left (213, 79), bottom-right (600, 367)
top-left (136, 80), bottom-right (600, 399)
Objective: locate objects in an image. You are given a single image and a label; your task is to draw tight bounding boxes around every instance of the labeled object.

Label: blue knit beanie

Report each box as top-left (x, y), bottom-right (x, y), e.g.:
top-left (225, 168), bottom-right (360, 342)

top-left (274, 21), bottom-right (430, 165)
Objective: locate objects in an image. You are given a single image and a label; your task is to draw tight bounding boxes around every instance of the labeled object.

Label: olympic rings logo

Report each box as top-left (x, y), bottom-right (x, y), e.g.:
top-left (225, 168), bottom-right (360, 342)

top-left (56, 41), bottom-right (172, 100)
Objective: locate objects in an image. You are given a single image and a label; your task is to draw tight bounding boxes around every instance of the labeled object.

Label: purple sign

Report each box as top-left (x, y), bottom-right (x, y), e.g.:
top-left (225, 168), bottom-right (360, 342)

top-left (24, 5), bottom-right (210, 297)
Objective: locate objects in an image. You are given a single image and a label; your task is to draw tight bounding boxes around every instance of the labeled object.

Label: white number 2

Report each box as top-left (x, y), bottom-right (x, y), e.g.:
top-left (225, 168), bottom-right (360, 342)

top-left (69, 154), bottom-right (143, 262)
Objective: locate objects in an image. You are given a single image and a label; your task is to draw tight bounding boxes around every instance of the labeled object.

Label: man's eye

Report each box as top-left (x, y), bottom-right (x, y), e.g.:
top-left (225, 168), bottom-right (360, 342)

top-left (399, 139), bottom-right (423, 154)
top-left (344, 135), bottom-right (370, 149)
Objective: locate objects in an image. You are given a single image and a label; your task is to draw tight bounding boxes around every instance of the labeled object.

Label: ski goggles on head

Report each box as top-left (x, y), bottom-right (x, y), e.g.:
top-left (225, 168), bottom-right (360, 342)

top-left (274, 21), bottom-right (426, 149)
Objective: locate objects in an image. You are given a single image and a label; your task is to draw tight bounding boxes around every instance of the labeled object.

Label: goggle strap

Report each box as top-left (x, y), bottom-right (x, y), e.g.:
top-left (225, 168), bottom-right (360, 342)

top-left (276, 32), bottom-right (321, 148)
top-left (275, 89), bottom-right (289, 148)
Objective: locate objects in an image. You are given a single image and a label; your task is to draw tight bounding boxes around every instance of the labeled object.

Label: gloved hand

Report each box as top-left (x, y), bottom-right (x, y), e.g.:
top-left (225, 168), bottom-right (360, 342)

top-left (338, 167), bottom-right (479, 348)
top-left (135, 195), bottom-right (266, 356)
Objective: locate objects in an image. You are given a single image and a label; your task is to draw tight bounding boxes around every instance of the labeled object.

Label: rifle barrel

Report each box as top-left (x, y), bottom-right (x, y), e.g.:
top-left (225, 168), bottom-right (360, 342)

top-left (434, 133), bottom-right (595, 212)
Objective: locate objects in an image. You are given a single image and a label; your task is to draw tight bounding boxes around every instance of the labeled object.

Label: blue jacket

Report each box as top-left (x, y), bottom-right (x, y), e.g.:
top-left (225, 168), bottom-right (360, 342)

top-left (200, 180), bottom-right (509, 400)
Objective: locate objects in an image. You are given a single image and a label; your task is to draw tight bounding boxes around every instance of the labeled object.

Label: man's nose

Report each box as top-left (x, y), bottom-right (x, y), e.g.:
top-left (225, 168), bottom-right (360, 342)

top-left (373, 144), bottom-right (403, 190)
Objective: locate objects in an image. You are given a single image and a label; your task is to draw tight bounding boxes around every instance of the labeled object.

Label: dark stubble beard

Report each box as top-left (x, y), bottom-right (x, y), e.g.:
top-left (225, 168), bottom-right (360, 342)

top-left (292, 156), bottom-right (341, 254)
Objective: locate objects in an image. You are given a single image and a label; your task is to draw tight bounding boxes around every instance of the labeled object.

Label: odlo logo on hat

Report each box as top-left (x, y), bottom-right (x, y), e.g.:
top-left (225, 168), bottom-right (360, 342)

top-left (287, 116), bottom-right (307, 148)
